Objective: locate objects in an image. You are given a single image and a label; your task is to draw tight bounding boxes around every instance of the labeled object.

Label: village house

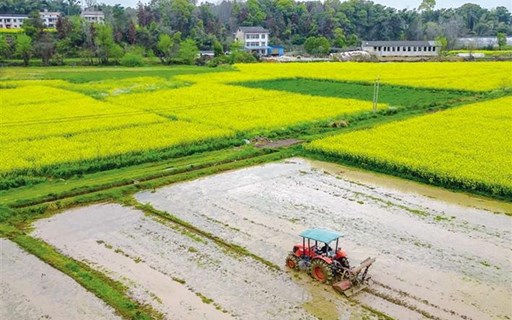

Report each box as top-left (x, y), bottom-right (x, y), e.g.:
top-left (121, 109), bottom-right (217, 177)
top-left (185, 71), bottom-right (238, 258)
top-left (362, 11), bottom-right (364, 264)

top-left (0, 10), bottom-right (59, 29)
top-left (234, 26), bottom-right (270, 55)
top-left (362, 40), bottom-right (440, 57)
top-left (80, 8), bottom-right (105, 24)
top-left (0, 14), bottom-right (27, 29)
top-left (0, 8), bottom-right (103, 29)
top-left (39, 9), bottom-right (61, 28)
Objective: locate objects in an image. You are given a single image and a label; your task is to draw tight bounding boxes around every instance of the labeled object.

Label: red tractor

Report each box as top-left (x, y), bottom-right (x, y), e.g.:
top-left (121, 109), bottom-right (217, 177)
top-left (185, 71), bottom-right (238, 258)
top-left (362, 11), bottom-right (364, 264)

top-left (286, 228), bottom-right (375, 296)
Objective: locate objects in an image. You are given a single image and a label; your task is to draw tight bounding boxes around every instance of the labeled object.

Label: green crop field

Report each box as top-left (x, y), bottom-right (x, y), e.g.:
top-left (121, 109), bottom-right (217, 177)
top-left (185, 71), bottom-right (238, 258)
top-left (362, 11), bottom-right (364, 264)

top-left (239, 78), bottom-right (474, 109)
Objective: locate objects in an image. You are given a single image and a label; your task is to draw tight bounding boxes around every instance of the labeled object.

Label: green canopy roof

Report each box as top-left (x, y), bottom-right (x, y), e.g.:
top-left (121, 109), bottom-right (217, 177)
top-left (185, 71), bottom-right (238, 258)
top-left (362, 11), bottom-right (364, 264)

top-left (299, 228), bottom-right (343, 244)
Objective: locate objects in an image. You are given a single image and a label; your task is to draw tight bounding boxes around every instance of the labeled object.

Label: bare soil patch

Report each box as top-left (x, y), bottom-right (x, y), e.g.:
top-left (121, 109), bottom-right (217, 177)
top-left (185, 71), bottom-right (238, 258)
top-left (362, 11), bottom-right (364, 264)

top-left (251, 137), bottom-right (303, 148)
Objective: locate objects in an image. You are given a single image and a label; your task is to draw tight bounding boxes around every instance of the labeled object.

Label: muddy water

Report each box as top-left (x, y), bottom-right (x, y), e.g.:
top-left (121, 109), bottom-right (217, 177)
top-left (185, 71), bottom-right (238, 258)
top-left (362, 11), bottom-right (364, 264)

top-left (136, 157), bottom-right (512, 320)
top-left (0, 239), bottom-right (120, 320)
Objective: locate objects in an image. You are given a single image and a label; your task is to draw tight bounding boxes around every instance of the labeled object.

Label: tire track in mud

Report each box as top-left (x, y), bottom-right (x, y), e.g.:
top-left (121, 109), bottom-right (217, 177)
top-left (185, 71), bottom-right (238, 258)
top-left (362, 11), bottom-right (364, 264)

top-left (366, 280), bottom-right (473, 320)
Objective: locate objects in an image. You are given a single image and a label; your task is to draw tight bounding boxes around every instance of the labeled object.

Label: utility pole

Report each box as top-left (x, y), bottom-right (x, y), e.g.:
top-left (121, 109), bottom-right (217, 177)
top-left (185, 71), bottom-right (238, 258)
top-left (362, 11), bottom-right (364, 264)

top-left (372, 76), bottom-right (380, 113)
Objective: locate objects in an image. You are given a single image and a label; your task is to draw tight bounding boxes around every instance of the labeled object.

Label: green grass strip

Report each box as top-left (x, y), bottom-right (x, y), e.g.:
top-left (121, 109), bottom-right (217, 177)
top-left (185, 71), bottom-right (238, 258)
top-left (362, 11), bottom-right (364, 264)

top-left (2, 146), bottom-right (270, 209)
top-left (4, 147), bottom-right (297, 225)
top-left (238, 78), bottom-right (475, 107)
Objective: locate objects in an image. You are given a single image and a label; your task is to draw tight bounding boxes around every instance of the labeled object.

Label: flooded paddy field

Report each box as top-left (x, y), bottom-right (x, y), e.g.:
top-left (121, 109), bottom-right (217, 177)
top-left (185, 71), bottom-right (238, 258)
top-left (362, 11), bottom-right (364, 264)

top-left (33, 204), bottom-right (369, 319)
top-left (0, 238), bottom-right (120, 320)
top-left (30, 158), bottom-right (511, 320)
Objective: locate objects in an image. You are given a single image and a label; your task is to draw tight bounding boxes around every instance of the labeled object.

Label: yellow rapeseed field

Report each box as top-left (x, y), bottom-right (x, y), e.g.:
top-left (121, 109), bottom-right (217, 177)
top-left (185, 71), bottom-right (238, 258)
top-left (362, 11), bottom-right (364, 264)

top-left (0, 121), bottom-right (233, 172)
top-left (229, 62), bottom-right (512, 91)
top-left (107, 83), bottom-right (380, 131)
top-left (1, 62), bottom-right (511, 177)
top-left (307, 96), bottom-right (512, 196)
top-left (1, 86), bottom-right (166, 143)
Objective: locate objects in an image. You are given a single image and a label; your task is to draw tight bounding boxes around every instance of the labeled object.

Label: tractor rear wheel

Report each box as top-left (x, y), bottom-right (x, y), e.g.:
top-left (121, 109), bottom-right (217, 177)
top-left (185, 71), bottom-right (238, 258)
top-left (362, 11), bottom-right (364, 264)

top-left (285, 254), bottom-right (299, 270)
top-left (310, 259), bottom-right (334, 284)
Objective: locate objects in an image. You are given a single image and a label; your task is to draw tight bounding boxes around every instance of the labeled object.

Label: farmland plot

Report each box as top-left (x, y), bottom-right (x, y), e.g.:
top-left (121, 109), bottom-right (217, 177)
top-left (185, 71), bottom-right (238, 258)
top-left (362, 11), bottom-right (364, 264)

top-left (31, 203), bottom-right (378, 319)
top-left (1, 62), bottom-right (511, 320)
top-left (134, 158), bottom-right (512, 320)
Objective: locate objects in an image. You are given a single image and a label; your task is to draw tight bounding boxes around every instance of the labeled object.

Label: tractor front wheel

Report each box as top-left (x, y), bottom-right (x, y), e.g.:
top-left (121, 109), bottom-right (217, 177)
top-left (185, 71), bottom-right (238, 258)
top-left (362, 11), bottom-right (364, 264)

top-left (285, 254), bottom-right (299, 270)
top-left (310, 259), bottom-right (334, 284)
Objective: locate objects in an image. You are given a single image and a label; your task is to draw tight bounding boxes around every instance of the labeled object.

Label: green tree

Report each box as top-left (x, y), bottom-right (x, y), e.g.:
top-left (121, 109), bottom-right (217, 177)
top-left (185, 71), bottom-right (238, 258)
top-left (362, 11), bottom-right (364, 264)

top-left (110, 43), bottom-right (124, 63)
top-left (497, 32), bottom-right (507, 50)
top-left (435, 35), bottom-right (448, 54)
top-left (157, 34), bottom-right (172, 63)
top-left (154, 0), bottom-right (195, 35)
top-left (36, 33), bottom-right (55, 65)
top-left (246, 0), bottom-right (266, 26)
top-left (418, 0), bottom-right (436, 12)
top-left (177, 38), bottom-right (199, 64)
top-left (16, 34), bottom-right (33, 66)
top-left (347, 34), bottom-right (359, 47)
top-left (0, 35), bottom-right (11, 61)
top-left (22, 10), bottom-right (44, 40)
top-left (213, 39), bottom-right (223, 57)
top-left (94, 24), bottom-right (116, 64)
top-left (228, 40), bottom-right (256, 63)
top-left (333, 28), bottom-right (346, 48)
top-left (157, 33), bottom-right (181, 64)
top-left (304, 36), bottom-right (330, 55)
top-left (304, 37), bottom-right (316, 54)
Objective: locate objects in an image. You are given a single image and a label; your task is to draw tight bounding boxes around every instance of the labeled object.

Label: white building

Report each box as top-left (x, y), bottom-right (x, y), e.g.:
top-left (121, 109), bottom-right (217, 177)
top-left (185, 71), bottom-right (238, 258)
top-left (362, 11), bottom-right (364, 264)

top-left (39, 9), bottom-right (60, 28)
top-left (362, 40), bottom-right (440, 57)
top-left (81, 9), bottom-right (105, 24)
top-left (0, 10), bottom-right (61, 29)
top-left (234, 26), bottom-right (269, 55)
top-left (0, 14), bottom-right (27, 29)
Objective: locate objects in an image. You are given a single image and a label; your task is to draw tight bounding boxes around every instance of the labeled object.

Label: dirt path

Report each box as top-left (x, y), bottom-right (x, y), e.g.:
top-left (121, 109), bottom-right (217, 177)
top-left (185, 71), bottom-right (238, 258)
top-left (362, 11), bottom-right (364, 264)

top-left (135, 158), bottom-right (512, 320)
top-left (0, 239), bottom-right (120, 320)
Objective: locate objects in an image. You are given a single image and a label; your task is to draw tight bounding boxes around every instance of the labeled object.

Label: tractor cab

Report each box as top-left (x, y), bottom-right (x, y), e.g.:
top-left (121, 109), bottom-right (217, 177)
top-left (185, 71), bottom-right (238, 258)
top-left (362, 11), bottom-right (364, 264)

top-left (290, 228), bottom-right (349, 269)
top-left (286, 228), bottom-right (376, 297)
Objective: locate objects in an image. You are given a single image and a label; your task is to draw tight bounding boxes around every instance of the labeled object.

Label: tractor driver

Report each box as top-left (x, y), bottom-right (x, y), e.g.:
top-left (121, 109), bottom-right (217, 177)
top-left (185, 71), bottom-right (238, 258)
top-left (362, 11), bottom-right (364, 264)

top-left (320, 244), bottom-right (334, 256)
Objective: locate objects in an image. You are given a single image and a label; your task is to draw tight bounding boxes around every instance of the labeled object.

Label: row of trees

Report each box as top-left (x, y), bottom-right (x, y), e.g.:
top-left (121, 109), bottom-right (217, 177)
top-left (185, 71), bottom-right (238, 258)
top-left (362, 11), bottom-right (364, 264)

top-left (0, 10), bottom-right (212, 66)
top-left (133, 0), bottom-right (511, 50)
top-left (0, 0), bottom-right (510, 66)
top-left (0, 11), bottom-right (258, 66)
